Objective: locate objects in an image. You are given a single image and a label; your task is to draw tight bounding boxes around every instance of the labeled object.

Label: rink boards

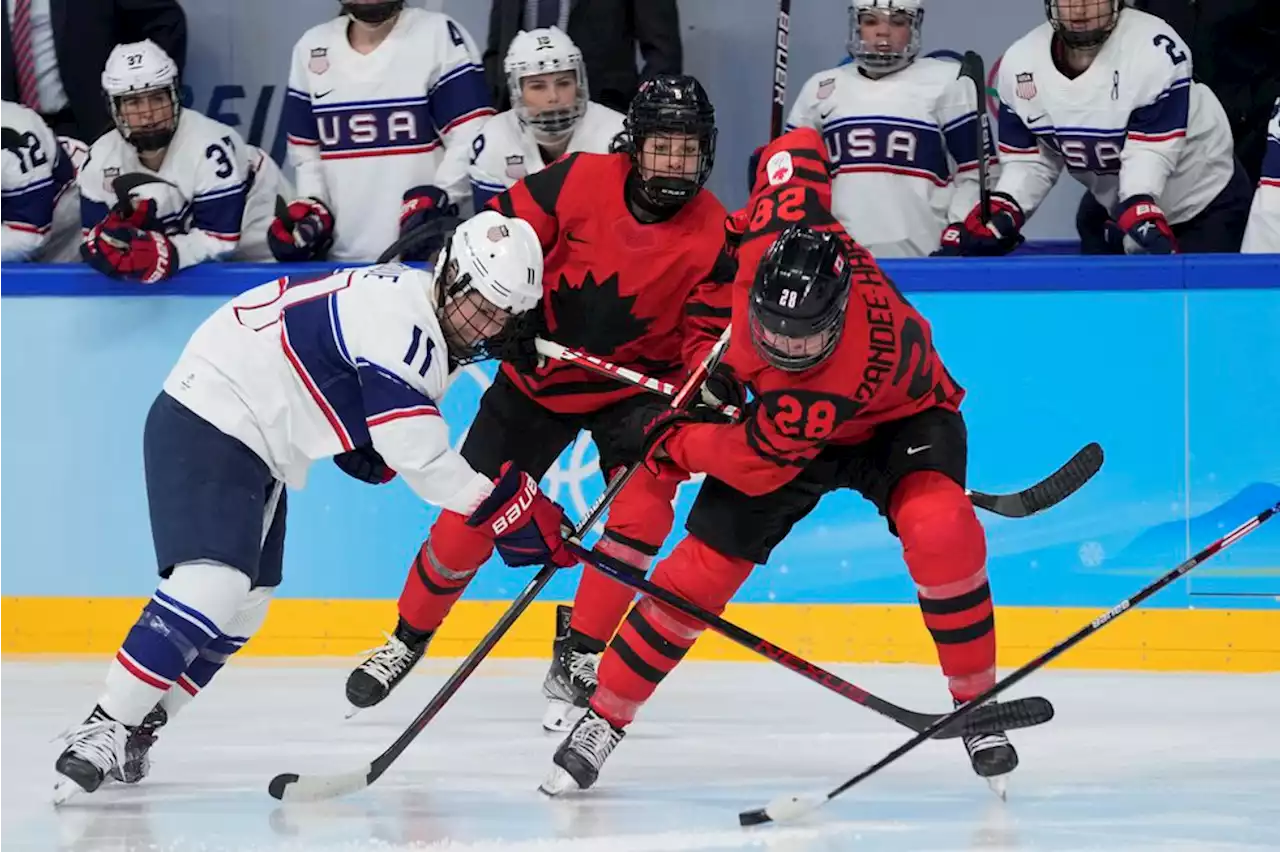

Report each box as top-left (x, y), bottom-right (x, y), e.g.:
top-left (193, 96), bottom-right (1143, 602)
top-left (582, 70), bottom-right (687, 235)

top-left (2, 258), bottom-right (1278, 672)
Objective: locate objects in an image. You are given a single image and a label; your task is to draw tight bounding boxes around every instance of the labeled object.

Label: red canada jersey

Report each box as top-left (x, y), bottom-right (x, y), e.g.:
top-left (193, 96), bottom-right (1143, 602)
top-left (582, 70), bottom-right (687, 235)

top-left (487, 152), bottom-right (730, 415)
top-left (665, 128), bottom-right (965, 497)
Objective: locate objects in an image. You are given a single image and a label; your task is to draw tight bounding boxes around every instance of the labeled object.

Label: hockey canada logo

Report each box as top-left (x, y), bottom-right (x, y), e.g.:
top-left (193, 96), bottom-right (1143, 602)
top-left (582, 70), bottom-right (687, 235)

top-left (766, 151), bottom-right (794, 187)
top-left (816, 78), bottom-right (835, 100)
top-left (308, 48), bottom-right (329, 75)
top-left (1015, 72), bottom-right (1037, 100)
top-left (504, 154), bottom-right (526, 180)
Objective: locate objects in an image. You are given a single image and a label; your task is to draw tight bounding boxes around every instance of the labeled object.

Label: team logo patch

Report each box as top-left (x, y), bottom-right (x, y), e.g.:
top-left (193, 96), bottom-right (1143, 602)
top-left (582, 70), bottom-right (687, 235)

top-left (308, 48), bottom-right (329, 75)
top-left (766, 150), bottom-right (793, 187)
top-left (504, 154), bottom-right (526, 180)
top-left (102, 166), bottom-right (119, 194)
top-left (816, 77), bottom-right (835, 100)
top-left (487, 224), bottom-right (510, 242)
top-left (1015, 72), bottom-right (1037, 100)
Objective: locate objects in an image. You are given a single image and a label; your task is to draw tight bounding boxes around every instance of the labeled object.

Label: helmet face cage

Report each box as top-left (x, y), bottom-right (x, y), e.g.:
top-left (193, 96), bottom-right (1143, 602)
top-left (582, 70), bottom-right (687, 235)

top-left (434, 239), bottom-right (515, 366)
top-left (341, 0), bottom-right (405, 25)
top-left (847, 2), bottom-right (924, 74)
top-left (506, 32), bottom-right (589, 145)
top-left (625, 77), bottom-right (717, 206)
top-left (109, 83), bottom-right (181, 153)
top-left (1044, 0), bottom-right (1121, 50)
top-left (748, 228), bottom-right (852, 372)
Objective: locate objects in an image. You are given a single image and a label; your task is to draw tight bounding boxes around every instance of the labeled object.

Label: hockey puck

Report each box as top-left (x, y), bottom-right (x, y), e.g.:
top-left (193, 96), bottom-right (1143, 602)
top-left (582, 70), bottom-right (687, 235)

top-left (267, 772), bottom-right (299, 800)
top-left (738, 807), bottom-right (772, 827)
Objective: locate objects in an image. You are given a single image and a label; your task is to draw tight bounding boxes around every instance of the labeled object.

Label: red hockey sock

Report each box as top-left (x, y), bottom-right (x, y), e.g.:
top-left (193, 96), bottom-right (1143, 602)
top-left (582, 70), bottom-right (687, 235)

top-left (891, 471), bottom-right (995, 701)
top-left (569, 533), bottom-right (652, 644)
top-left (396, 510), bottom-right (493, 634)
top-left (592, 536), bottom-right (753, 728)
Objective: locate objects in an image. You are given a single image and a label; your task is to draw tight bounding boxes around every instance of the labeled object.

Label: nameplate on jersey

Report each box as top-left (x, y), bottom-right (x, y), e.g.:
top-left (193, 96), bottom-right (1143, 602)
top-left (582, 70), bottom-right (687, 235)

top-left (822, 116), bottom-right (949, 186)
top-left (312, 96), bottom-right (437, 160)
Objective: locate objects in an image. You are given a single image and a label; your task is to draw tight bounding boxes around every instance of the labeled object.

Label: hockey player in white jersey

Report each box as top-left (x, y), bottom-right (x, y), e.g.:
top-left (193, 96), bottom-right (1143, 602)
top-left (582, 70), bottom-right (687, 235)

top-left (274, 0), bottom-right (495, 264)
top-left (1, 100), bottom-right (82, 261)
top-left (78, 40), bottom-right (289, 283)
top-left (469, 27), bottom-right (624, 210)
top-left (51, 210), bottom-right (581, 803)
top-left (1242, 98), bottom-right (1280, 254)
top-left (939, 0), bottom-right (1252, 256)
top-left (785, 0), bottom-right (995, 257)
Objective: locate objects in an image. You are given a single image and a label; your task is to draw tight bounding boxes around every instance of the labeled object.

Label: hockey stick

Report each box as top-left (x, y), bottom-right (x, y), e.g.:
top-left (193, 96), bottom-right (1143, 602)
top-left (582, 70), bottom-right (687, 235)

top-left (375, 214), bottom-right (462, 264)
top-left (266, 327), bottom-right (735, 803)
top-left (957, 51), bottom-right (992, 224)
top-left (739, 498), bottom-right (1280, 826)
top-left (575, 545), bottom-right (1053, 739)
top-left (770, 0), bottom-right (792, 141)
top-left (533, 338), bottom-right (1103, 519)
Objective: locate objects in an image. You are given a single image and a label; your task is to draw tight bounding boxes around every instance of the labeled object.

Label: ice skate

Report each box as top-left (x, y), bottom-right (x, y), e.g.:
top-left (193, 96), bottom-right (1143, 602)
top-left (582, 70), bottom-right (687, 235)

top-left (539, 707), bottom-right (626, 796)
top-left (541, 605), bottom-right (601, 732)
top-left (53, 708), bottom-right (128, 805)
top-left (110, 703), bottom-right (168, 784)
top-left (345, 619), bottom-right (431, 715)
top-left (958, 700), bottom-right (1018, 799)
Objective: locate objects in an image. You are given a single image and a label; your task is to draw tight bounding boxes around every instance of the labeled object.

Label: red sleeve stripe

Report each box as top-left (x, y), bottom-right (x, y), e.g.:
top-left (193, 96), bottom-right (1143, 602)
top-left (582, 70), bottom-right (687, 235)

top-left (280, 323), bottom-right (356, 452)
top-left (1127, 129), bottom-right (1187, 143)
top-left (367, 406), bottom-right (441, 427)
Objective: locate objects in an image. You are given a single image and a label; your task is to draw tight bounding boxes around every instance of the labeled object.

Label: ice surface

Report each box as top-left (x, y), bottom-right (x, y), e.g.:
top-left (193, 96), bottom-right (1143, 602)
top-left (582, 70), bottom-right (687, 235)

top-left (4, 658), bottom-right (1278, 851)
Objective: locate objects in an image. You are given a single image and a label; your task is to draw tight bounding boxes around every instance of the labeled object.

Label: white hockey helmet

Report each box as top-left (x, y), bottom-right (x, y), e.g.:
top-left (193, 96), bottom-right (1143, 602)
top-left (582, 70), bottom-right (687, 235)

top-left (504, 27), bottom-right (588, 145)
top-left (848, 0), bottom-right (925, 75)
top-left (434, 210), bottom-right (544, 365)
top-left (102, 40), bottom-right (181, 152)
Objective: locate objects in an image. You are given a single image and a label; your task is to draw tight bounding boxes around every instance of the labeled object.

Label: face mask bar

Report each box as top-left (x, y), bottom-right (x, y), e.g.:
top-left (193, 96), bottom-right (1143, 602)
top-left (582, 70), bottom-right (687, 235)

top-left (847, 6), bottom-right (924, 74)
top-left (109, 84), bottom-right (181, 152)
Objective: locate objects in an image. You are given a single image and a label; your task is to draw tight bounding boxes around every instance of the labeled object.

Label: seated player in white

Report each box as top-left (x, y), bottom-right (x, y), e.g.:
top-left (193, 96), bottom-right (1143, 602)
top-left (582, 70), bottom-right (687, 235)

top-left (272, 0), bottom-right (495, 264)
top-left (1241, 98), bottom-right (1280, 254)
top-left (939, 0), bottom-right (1251, 256)
top-left (1, 100), bottom-right (85, 262)
top-left (78, 40), bottom-right (289, 284)
top-left (786, 0), bottom-right (995, 257)
top-left (51, 211), bottom-right (581, 803)
top-left (468, 26), bottom-right (624, 210)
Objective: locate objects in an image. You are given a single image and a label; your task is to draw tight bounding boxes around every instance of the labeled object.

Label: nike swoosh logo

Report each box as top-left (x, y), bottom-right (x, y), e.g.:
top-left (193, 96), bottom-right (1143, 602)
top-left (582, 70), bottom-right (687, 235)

top-left (315, 90), bottom-right (334, 100)
top-left (565, 231), bottom-right (588, 244)
top-left (820, 107), bottom-right (835, 120)
top-left (1026, 113), bottom-right (1047, 124)
top-left (906, 444), bottom-right (933, 456)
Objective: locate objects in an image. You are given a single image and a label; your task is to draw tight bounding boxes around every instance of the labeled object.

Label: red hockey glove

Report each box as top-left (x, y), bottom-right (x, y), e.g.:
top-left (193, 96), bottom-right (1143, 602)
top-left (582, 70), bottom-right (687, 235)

top-left (397, 185), bottom-right (458, 261)
top-left (268, 197), bottom-right (334, 262)
top-left (333, 444), bottom-right (397, 485)
top-left (103, 197), bottom-right (163, 232)
top-left (1115, 195), bottom-right (1177, 255)
top-left (81, 225), bottom-right (179, 284)
top-left (466, 463), bottom-right (578, 569)
top-left (934, 192), bottom-right (1026, 256)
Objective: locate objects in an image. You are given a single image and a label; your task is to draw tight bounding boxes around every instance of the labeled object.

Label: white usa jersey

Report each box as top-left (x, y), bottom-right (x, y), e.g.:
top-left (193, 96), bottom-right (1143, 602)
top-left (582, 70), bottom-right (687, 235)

top-left (2, 100), bottom-right (80, 262)
top-left (785, 59), bottom-right (996, 258)
top-left (468, 102), bottom-right (624, 209)
top-left (282, 9), bottom-right (495, 262)
top-left (994, 9), bottom-right (1234, 224)
top-left (1242, 98), bottom-right (1280, 254)
top-left (78, 109), bottom-right (288, 267)
top-left (162, 265), bottom-right (492, 514)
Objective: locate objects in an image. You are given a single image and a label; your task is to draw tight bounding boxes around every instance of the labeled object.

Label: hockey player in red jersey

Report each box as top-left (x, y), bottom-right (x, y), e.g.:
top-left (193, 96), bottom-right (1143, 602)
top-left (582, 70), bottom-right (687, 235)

top-left (344, 75), bottom-right (734, 731)
top-left (539, 126), bottom-right (1018, 796)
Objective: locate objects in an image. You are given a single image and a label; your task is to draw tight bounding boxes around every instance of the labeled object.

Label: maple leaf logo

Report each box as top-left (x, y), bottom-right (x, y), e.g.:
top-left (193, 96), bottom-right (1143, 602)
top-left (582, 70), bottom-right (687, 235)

top-left (546, 270), bottom-right (651, 356)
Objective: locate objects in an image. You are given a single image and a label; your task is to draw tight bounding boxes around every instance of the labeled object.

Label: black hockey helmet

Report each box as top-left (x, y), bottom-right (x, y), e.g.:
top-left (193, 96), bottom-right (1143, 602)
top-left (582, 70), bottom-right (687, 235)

top-left (1044, 0), bottom-right (1121, 50)
top-left (749, 226), bottom-right (852, 372)
top-left (624, 74), bottom-right (717, 206)
top-left (341, 0), bottom-right (404, 25)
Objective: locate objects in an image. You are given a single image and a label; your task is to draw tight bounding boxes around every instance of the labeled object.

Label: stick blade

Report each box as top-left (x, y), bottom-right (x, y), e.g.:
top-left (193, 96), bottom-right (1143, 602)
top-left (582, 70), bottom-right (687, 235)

top-left (958, 49), bottom-right (985, 83)
top-left (740, 791), bottom-right (827, 827)
top-left (267, 766), bottom-right (371, 802)
top-left (971, 442), bottom-right (1103, 518)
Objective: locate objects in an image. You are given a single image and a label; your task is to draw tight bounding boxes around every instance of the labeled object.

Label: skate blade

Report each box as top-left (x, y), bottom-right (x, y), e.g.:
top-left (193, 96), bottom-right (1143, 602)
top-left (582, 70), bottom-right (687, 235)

top-left (541, 700), bottom-right (586, 733)
top-left (537, 766), bottom-right (583, 798)
top-left (344, 704), bottom-right (364, 720)
top-left (52, 776), bottom-right (87, 806)
top-left (986, 774), bottom-right (1008, 800)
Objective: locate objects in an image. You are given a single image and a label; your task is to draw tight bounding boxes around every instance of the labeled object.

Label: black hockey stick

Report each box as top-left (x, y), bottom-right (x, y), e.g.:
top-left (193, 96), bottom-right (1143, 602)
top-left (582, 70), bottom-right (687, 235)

top-left (533, 340), bottom-right (1104, 519)
top-left (266, 328), bottom-right (735, 803)
top-left (575, 545), bottom-right (1053, 739)
top-left (375, 214), bottom-right (462, 264)
top-left (112, 173), bottom-right (177, 218)
top-left (957, 51), bottom-right (992, 223)
top-left (770, 0), bottom-right (792, 140)
top-left (740, 498), bottom-right (1280, 826)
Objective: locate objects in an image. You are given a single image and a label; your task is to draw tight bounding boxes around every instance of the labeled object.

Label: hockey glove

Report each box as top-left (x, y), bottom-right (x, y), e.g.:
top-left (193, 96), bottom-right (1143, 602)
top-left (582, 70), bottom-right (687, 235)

top-left (333, 444), bottom-right (397, 485)
top-left (612, 397), bottom-right (733, 472)
top-left (1115, 195), bottom-right (1177, 255)
top-left (934, 192), bottom-right (1026, 256)
top-left (397, 185), bottom-right (458, 261)
top-left (268, 197), bottom-right (334, 262)
top-left (466, 462), bottom-right (578, 569)
top-left (700, 362), bottom-right (746, 413)
top-left (103, 196), bottom-right (164, 233)
top-left (494, 308), bottom-right (545, 374)
top-left (81, 225), bottom-right (179, 284)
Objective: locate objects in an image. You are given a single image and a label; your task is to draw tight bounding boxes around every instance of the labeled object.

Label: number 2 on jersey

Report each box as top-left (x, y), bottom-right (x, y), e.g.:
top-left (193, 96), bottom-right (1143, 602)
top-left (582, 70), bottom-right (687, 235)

top-left (750, 186), bottom-right (806, 231)
top-left (774, 394), bottom-right (837, 439)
